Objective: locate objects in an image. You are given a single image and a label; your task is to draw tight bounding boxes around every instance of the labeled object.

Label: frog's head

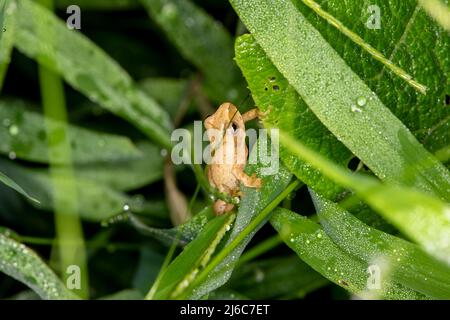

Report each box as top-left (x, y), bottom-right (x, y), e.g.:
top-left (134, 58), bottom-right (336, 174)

top-left (204, 102), bottom-right (243, 132)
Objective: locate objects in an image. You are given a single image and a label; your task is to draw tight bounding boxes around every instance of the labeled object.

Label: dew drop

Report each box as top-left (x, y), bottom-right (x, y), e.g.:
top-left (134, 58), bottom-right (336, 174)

top-left (161, 3), bottom-right (177, 19)
top-left (356, 96), bottom-right (367, 107)
top-left (123, 203), bottom-right (130, 212)
top-left (9, 125), bottom-right (19, 136)
top-left (351, 105), bottom-right (362, 113)
top-left (160, 148), bottom-right (168, 157)
top-left (3, 118), bottom-right (10, 127)
top-left (8, 151), bottom-right (16, 160)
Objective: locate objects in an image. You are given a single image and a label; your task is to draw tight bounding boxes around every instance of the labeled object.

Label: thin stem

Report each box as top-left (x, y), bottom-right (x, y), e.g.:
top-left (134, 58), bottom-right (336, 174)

top-left (38, 0), bottom-right (88, 299)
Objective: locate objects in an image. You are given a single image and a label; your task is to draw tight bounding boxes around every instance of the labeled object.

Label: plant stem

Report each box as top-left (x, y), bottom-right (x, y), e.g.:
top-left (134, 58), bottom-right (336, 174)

top-left (38, 0), bottom-right (88, 299)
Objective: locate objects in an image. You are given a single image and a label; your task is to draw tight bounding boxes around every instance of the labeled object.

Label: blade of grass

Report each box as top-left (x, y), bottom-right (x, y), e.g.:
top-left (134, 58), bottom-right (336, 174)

top-left (278, 130), bottom-right (450, 265)
top-left (270, 208), bottom-right (429, 299)
top-left (0, 234), bottom-right (80, 300)
top-left (177, 179), bottom-right (301, 299)
top-left (313, 193), bottom-right (450, 299)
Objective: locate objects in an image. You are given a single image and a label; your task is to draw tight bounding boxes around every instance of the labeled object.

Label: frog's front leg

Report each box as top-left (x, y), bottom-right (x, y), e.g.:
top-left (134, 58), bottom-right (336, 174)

top-left (232, 166), bottom-right (262, 188)
top-left (241, 108), bottom-right (268, 123)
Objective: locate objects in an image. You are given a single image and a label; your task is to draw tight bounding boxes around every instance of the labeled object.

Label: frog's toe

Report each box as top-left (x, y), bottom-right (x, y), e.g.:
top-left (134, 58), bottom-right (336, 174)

top-left (213, 200), bottom-right (235, 215)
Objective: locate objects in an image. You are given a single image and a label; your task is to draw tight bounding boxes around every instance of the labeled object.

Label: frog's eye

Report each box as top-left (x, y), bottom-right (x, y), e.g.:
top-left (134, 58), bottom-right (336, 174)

top-left (231, 122), bottom-right (238, 131)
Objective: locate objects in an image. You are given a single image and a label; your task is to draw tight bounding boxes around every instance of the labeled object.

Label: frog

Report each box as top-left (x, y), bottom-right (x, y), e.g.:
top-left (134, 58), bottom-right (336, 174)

top-left (204, 102), bottom-right (263, 215)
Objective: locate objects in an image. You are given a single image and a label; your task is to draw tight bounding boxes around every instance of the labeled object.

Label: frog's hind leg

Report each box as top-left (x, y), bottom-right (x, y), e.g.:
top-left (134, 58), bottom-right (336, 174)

top-left (232, 166), bottom-right (262, 188)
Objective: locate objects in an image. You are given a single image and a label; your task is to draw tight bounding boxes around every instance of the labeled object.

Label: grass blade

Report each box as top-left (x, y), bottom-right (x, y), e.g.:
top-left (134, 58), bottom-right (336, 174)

top-left (0, 234), bottom-right (79, 300)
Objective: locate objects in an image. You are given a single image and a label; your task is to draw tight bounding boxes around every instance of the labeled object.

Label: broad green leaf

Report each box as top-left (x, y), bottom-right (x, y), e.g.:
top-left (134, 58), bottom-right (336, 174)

top-left (140, 0), bottom-right (247, 103)
top-left (270, 208), bottom-right (429, 299)
top-left (0, 234), bottom-right (79, 300)
top-left (14, 0), bottom-right (172, 148)
top-left (0, 0), bottom-right (16, 90)
top-left (235, 34), bottom-right (351, 199)
top-left (151, 213), bottom-right (235, 299)
top-left (230, 0), bottom-right (450, 201)
top-left (0, 99), bottom-right (141, 164)
top-left (293, 0), bottom-right (450, 152)
top-left (0, 169), bottom-right (38, 203)
top-left (228, 256), bottom-right (328, 299)
top-left (74, 142), bottom-right (163, 191)
top-left (279, 131), bottom-right (450, 266)
top-left (314, 194), bottom-right (450, 299)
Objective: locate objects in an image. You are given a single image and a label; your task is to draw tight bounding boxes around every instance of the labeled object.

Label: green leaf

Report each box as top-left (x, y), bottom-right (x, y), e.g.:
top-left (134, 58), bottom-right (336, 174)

top-left (293, 0), bottom-right (450, 152)
top-left (230, 0), bottom-right (450, 200)
top-left (74, 142), bottom-right (163, 191)
top-left (140, 0), bottom-right (247, 102)
top-left (128, 206), bottom-right (214, 247)
top-left (0, 170), bottom-right (38, 203)
top-left (279, 131), bottom-right (450, 266)
top-left (0, 99), bottom-right (141, 164)
top-left (0, 158), bottom-right (162, 222)
top-left (235, 34), bottom-right (351, 199)
top-left (151, 213), bottom-right (235, 299)
top-left (270, 208), bottom-right (429, 299)
top-left (0, 234), bottom-right (79, 300)
top-left (0, 0), bottom-right (16, 90)
top-left (14, 0), bottom-right (172, 148)
top-left (139, 78), bottom-right (189, 119)
top-left (228, 256), bottom-right (328, 299)
top-left (313, 193), bottom-right (450, 299)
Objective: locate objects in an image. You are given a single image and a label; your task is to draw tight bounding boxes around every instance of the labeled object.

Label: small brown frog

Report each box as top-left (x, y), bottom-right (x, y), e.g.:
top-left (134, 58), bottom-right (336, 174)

top-left (204, 102), bottom-right (263, 215)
